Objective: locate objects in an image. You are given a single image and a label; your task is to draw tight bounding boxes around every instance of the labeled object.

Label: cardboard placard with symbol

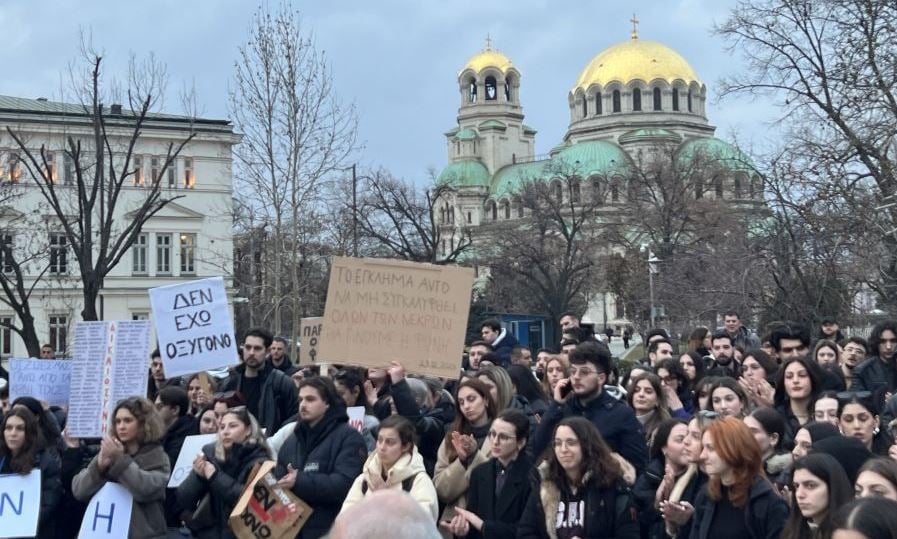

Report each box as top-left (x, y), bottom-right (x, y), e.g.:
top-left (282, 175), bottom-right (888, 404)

top-left (298, 317), bottom-right (323, 364)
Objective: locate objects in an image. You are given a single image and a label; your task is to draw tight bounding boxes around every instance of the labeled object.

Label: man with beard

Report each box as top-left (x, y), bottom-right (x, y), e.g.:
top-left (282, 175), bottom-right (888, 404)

top-left (853, 320), bottom-right (897, 394)
top-left (841, 337), bottom-right (868, 389)
top-left (707, 331), bottom-right (739, 377)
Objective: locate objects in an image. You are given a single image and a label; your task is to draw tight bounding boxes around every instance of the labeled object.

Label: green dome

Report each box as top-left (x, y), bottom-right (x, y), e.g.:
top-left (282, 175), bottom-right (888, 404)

top-left (455, 128), bottom-right (478, 140)
top-left (478, 119), bottom-right (506, 131)
top-left (553, 140), bottom-right (632, 177)
top-left (677, 137), bottom-right (756, 173)
top-left (437, 160), bottom-right (491, 188)
top-left (491, 161), bottom-right (549, 198)
top-left (619, 128), bottom-right (682, 145)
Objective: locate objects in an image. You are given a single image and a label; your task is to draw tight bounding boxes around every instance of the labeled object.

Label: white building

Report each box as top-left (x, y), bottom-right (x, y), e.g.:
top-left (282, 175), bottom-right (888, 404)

top-left (0, 95), bottom-right (239, 356)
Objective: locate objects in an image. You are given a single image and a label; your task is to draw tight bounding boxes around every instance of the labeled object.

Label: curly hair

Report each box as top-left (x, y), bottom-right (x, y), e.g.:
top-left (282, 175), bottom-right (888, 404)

top-left (111, 396), bottom-right (165, 445)
top-left (0, 407), bottom-right (43, 473)
top-left (545, 416), bottom-right (621, 490)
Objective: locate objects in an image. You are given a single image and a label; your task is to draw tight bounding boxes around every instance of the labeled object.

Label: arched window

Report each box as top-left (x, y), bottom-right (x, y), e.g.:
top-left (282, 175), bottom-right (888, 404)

top-left (714, 176), bottom-right (724, 198)
top-left (571, 182), bottom-right (581, 203)
top-left (505, 79), bottom-right (511, 102)
top-left (468, 79), bottom-right (477, 103)
top-left (633, 88), bottom-right (642, 111)
top-left (734, 174), bottom-right (745, 198)
top-left (653, 87), bottom-right (662, 111)
top-left (467, 211), bottom-right (472, 224)
top-left (610, 179), bottom-right (620, 202)
top-left (595, 92), bottom-right (603, 115)
top-left (672, 88), bottom-right (680, 111)
top-left (582, 98), bottom-right (588, 118)
top-left (552, 182), bottom-right (563, 202)
top-left (485, 76), bottom-right (497, 100)
top-left (501, 200), bottom-right (510, 219)
top-left (612, 90), bottom-right (621, 113)
top-left (592, 178), bottom-right (604, 204)
top-left (514, 197), bottom-right (524, 218)
top-left (687, 89), bottom-right (693, 112)
top-left (694, 176), bottom-right (704, 199)
top-left (752, 175), bottom-right (762, 199)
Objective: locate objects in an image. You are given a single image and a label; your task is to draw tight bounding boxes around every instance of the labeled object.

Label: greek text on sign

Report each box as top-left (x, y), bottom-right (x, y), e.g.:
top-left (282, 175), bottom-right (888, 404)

top-left (9, 358), bottom-right (73, 406)
top-left (150, 276), bottom-right (239, 378)
top-left (299, 317), bottom-right (323, 364)
top-left (319, 257), bottom-right (473, 378)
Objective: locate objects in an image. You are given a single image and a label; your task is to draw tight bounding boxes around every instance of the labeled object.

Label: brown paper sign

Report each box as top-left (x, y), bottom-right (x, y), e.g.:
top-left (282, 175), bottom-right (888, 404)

top-left (298, 317), bottom-right (323, 364)
top-left (319, 257), bottom-right (474, 378)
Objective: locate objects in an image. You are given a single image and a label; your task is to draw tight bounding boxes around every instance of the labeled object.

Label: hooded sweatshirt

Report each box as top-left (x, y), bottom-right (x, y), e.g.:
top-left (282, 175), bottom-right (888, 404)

top-left (339, 448), bottom-right (438, 520)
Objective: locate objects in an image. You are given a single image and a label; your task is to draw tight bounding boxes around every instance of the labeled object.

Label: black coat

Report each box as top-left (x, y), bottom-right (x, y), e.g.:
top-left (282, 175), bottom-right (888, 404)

top-left (163, 415), bottom-right (198, 526)
top-left (517, 474), bottom-right (639, 539)
top-left (533, 390), bottom-right (648, 473)
top-left (176, 441), bottom-right (270, 539)
top-left (853, 356), bottom-right (897, 394)
top-left (632, 458), bottom-right (665, 539)
top-left (391, 379), bottom-right (450, 476)
top-left (465, 455), bottom-right (533, 539)
top-left (275, 404), bottom-right (366, 539)
top-left (689, 478), bottom-right (788, 539)
top-left (0, 450), bottom-right (62, 539)
top-left (220, 363), bottom-right (299, 434)
top-left (57, 442), bottom-right (98, 538)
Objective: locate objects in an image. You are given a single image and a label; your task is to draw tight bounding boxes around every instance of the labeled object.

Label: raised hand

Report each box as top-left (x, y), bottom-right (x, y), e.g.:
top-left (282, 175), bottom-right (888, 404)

top-left (387, 361), bottom-right (406, 384)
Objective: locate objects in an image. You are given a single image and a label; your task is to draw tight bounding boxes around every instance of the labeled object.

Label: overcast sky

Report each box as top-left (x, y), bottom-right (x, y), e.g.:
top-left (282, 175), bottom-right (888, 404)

top-left (0, 0), bottom-right (781, 182)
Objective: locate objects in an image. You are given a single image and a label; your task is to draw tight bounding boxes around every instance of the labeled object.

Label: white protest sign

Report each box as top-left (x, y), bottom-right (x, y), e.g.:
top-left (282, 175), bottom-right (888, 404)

top-left (167, 433), bottom-right (217, 488)
top-left (9, 359), bottom-right (72, 406)
top-left (67, 321), bottom-right (152, 438)
top-left (149, 276), bottom-right (238, 378)
top-left (347, 406), bottom-right (365, 434)
top-left (0, 470), bottom-right (41, 537)
top-left (78, 482), bottom-right (133, 538)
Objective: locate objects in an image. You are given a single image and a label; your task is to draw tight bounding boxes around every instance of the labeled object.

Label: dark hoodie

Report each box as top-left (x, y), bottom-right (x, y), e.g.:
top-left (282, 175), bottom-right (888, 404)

top-left (811, 435), bottom-right (873, 484)
top-left (220, 363), bottom-right (299, 434)
top-left (276, 403), bottom-right (366, 539)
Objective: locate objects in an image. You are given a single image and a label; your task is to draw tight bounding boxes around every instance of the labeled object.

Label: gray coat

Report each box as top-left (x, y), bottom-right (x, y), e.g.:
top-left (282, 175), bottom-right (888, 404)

top-left (71, 442), bottom-right (170, 539)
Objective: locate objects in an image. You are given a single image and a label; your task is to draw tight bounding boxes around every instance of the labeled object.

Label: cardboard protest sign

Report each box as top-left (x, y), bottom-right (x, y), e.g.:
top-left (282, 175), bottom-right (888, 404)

top-left (150, 276), bottom-right (238, 378)
top-left (167, 433), bottom-right (217, 488)
top-left (78, 482), bottom-right (133, 538)
top-left (319, 257), bottom-right (474, 378)
top-left (9, 358), bottom-right (72, 406)
top-left (67, 321), bottom-right (151, 438)
top-left (0, 470), bottom-right (41, 537)
top-left (298, 317), bottom-right (323, 364)
top-left (229, 460), bottom-right (312, 539)
top-left (347, 406), bottom-right (365, 435)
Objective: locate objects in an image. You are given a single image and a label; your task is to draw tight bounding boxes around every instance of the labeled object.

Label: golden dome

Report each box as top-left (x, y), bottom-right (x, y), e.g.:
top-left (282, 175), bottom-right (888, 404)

top-left (573, 38), bottom-right (701, 91)
top-left (461, 37), bottom-right (514, 75)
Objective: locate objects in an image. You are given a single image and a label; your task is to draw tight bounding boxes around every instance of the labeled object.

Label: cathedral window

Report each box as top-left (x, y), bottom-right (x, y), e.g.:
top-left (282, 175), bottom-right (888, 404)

top-left (501, 200), bottom-right (510, 219)
top-left (552, 182), bottom-right (563, 202)
top-left (514, 197), bottom-right (524, 218)
top-left (571, 182), bottom-right (581, 203)
top-left (467, 211), bottom-right (472, 224)
top-left (610, 180), bottom-right (620, 202)
top-left (592, 179), bottom-right (604, 204)
top-left (595, 93), bottom-right (602, 115)
top-left (485, 76), bottom-right (497, 101)
top-left (468, 79), bottom-right (477, 103)
top-left (687, 89), bottom-right (693, 112)
top-left (734, 174), bottom-right (744, 198)
top-left (714, 175), bottom-right (724, 198)
top-left (582, 98), bottom-right (588, 118)
top-left (633, 88), bottom-right (642, 111)
top-left (694, 176), bottom-right (704, 199)
top-left (653, 87), bottom-right (662, 111)
top-left (489, 201), bottom-right (497, 220)
top-left (505, 79), bottom-right (511, 102)
top-left (672, 88), bottom-right (680, 111)
top-left (612, 90), bottom-right (621, 113)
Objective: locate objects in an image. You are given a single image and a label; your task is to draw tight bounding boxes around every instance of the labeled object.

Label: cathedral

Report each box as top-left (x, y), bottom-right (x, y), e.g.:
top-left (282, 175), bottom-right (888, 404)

top-left (435, 24), bottom-right (766, 333)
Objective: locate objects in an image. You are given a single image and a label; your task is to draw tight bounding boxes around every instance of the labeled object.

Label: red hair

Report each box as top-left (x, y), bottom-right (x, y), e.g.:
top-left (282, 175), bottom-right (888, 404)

top-left (705, 417), bottom-right (765, 508)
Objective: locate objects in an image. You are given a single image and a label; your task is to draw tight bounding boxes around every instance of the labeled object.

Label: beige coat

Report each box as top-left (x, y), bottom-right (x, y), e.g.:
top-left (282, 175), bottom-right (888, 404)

top-left (340, 447), bottom-right (438, 521)
top-left (433, 436), bottom-right (493, 537)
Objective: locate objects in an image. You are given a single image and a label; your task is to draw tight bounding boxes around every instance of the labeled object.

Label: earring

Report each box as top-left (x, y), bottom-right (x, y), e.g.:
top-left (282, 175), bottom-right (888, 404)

top-left (874, 427), bottom-right (880, 435)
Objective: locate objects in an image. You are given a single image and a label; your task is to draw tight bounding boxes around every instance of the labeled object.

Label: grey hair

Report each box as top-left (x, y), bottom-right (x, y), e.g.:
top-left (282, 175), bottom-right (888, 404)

top-left (405, 377), bottom-right (431, 408)
top-left (330, 490), bottom-right (440, 539)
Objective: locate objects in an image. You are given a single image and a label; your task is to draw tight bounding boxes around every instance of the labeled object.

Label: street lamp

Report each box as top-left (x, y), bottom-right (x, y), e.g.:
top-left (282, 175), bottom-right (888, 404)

top-left (641, 244), bottom-right (661, 328)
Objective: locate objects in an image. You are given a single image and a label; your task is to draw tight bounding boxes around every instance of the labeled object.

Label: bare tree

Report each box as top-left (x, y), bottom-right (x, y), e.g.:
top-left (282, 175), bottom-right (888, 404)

top-left (355, 168), bottom-right (473, 264)
top-left (6, 43), bottom-right (192, 322)
top-left (230, 3), bottom-right (357, 354)
top-left (716, 0), bottom-right (897, 308)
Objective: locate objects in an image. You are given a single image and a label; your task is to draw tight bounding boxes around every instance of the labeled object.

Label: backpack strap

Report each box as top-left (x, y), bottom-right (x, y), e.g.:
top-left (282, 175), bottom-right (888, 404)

top-left (363, 472), bottom-right (419, 495)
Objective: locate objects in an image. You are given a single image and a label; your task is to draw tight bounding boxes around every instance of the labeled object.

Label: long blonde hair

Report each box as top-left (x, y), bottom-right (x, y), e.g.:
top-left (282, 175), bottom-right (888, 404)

top-left (214, 407), bottom-right (271, 461)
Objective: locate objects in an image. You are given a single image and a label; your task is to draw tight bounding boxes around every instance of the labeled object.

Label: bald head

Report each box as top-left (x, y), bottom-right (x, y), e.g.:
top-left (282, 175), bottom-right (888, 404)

top-left (329, 490), bottom-right (439, 539)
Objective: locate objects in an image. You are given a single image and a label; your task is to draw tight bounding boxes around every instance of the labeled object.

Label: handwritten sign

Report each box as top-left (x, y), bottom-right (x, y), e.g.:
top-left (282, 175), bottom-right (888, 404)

top-left (319, 257), bottom-right (474, 378)
top-left (299, 317), bottom-right (323, 364)
top-left (67, 321), bottom-right (151, 438)
top-left (9, 359), bottom-right (72, 406)
top-left (149, 276), bottom-right (238, 378)
top-left (0, 470), bottom-right (40, 537)
top-left (167, 433), bottom-right (217, 488)
top-left (347, 406), bottom-right (365, 435)
top-left (78, 482), bottom-right (134, 538)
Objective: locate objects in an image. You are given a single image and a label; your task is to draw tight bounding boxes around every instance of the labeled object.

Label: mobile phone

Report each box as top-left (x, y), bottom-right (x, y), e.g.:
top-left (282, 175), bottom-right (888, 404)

top-left (560, 380), bottom-right (573, 398)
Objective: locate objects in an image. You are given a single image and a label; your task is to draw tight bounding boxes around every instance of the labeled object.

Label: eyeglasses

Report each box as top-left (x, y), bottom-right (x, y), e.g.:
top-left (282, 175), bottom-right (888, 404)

top-left (488, 430), bottom-right (515, 443)
top-left (836, 391), bottom-right (872, 401)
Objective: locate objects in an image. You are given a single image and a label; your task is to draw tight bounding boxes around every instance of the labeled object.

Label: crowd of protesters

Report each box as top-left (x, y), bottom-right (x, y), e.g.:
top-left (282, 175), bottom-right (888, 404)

top-left (5, 314), bottom-right (897, 538)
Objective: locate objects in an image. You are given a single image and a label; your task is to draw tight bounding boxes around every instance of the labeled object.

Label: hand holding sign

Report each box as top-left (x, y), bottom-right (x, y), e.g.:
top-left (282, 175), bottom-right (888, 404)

top-left (388, 361), bottom-right (406, 384)
top-left (277, 464), bottom-right (298, 490)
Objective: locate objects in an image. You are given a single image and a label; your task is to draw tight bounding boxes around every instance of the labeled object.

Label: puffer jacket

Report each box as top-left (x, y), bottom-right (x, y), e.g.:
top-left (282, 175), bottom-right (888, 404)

top-left (275, 403), bottom-right (367, 539)
top-left (71, 442), bottom-right (170, 539)
top-left (340, 447), bottom-right (438, 520)
top-left (176, 440), bottom-right (270, 539)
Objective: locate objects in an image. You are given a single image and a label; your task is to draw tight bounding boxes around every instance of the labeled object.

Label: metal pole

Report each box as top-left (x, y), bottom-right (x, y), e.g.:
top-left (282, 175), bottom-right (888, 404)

top-left (648, 251), bottom-right (656, 328)
top-left (352, 164), bottom-right (358, 257)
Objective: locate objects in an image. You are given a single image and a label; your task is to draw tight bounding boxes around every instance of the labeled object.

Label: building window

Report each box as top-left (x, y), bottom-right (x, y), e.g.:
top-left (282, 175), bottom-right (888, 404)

top-left (515, 197), bottom-right (524, 218)
top-left (485, 76), bottom-right (497, 100)
top-left (734, 174), bottom-right (744, 198)
top-left (131, 312), bottom-right (149, 321)
top-left (489, 201), bottom-right (497, 221)
top-left (63, 153), bottom-right (75, 185)
top-left (132, 233), bottom-right (148, 274)
top-left (592, 179), bottom-right (603, 204)
top-left (694, 177), bottom-right (704, 199)
top-left (672, 88), bottom-right (680, 111)
top-left (467, 211), bottom-right (472, 224)
top-left (151, 157), bottom-right (160, 184)
top-left (49, 233), bottom-right (68, 274)
top-left (653, 87), bottom-right (662, 111)
top-left (611, 180), bottom-right (620, 202)
top-left (156, 233), bottom-right (172, 274)
top-left (582, 98), bottom-right (587, 118)
top-left (180, 233), bottom-right (196, 274)
top-left (571, 182), bottom-right (581, 203)
top-left (553, 182), bottom-right (563, 202)
top-left (468, 79), bottom-right (477, 103)
top-left (595, 93), bottom-right (602, 115)
top-left (714, 176), bottom-right (724, 199)
top-left (632, 88), bottom-right (642, 111)
top-left (612, 90), bottom-right (621, 113)
top-left (44, 152), bottom-right (55, 182)
top-left (0, 316), bottom-right (11, 356)
top-left (0, 233), bottom-right (13, 274)
top-left (133, 155), bottom-right (144, 186)
top-left (183, 157), bottom-right (194, 188)
top-left (49, 315), bottom-right (67, 355)
top-left (167, 160), bottom-right (176, 188)
top-left (687, 90), bottom-right (693, 112)
top-left (7, 153), bottom-right (20, 183)
top-left (504, 79), bottom-right (511, 102)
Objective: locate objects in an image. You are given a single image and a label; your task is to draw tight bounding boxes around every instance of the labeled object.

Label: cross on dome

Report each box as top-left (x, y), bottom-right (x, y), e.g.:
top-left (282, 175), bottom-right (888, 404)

top-left (630, 14), bottom-right (639, 40)
top-left (485, 34), bottom-right (492, 50)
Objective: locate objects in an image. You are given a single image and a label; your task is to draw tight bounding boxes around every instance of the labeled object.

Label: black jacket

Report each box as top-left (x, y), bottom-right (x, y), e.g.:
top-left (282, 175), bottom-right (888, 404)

top-left (220, 363), bottom-right (299, 434)
top-left (853, 356), bottom-right (897, 394)
top-left (275, 403), bottom-right (367, 539)
top-left (533, 390), bottom-right (648, 473)
top-left (490, 328), bottom-right (520, 367)
top-left (0, 450), bottom-right (62, 539)
top-left (465, 455), bottom-right (534, 539)
top-left (268, 354), bottom-right (298, 376)
top-left (57, 442), bottom-right (98, 538)
top-left (163, 414), bottom-right (198, 526)
top-left (391, 379), bottom-right (450, 475)
top-left (518, 473), bottom-right (639, 539)
top-left (689, 478), bottom-right (788, 539)
top-left (176, 441), bottom-right (270, 539)
top-left (632, 458), bottom-right (665, 539)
